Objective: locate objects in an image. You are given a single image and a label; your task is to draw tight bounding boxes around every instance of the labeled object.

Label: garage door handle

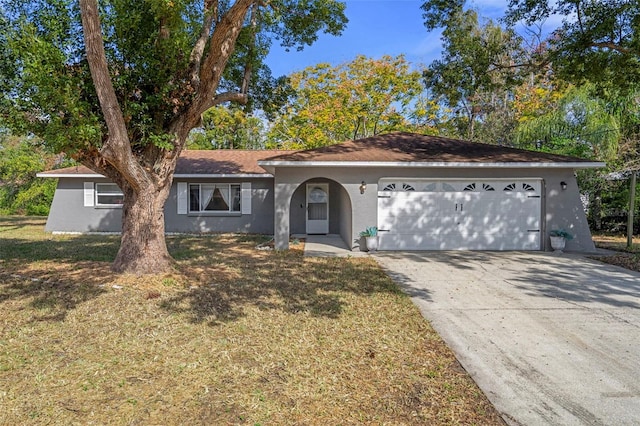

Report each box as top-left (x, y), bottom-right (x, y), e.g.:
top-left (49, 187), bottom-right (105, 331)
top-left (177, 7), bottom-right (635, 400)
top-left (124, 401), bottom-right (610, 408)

top-left (527, 229), bottom-right (540, 232)
top-left (378, 229), bottom-right (390, 232)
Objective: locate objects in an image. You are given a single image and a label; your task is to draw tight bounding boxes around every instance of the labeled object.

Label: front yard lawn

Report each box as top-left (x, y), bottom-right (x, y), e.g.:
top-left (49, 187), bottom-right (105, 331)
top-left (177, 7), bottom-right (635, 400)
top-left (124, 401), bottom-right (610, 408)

top-left (592, 233), bottom-right (640, 273)
top-left (0, 217), bottom-right (502, 425)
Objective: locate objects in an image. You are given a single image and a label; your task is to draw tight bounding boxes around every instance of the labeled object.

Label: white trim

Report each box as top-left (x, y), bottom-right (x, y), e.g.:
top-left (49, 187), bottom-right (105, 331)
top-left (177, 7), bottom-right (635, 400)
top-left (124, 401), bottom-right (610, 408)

top-left (38, 173), bottom-right (102, 178)
top-left (257, 160), bottom-right (605, 169)
top-left (177, 182), bottom-right (188, 215)
top-left (241, 182), bottom-right (251, 215)
top-left (379, 177), bottom-right (545, 182)
top-left (38, 173), bottom-right (273, 179)
top-left (83, 182), bottom-right (94, 207)
top-left (175, 173), bottom-right (273, 178)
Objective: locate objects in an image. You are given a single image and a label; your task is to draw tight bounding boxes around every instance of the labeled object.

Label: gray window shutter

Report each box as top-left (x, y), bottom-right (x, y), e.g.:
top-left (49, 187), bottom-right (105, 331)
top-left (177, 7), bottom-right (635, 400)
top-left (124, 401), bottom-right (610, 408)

top-left (84, 182), bottom-right (94, 207)
top-left (177, 182), bottom-right (188, 214)
top-left (241, 182), bottom-right (251, 215)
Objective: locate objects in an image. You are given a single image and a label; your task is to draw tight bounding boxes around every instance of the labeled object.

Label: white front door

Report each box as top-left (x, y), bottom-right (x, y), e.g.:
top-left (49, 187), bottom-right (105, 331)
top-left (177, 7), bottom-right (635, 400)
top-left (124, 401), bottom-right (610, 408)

top-left (306, 183), bottom-right (329, 234)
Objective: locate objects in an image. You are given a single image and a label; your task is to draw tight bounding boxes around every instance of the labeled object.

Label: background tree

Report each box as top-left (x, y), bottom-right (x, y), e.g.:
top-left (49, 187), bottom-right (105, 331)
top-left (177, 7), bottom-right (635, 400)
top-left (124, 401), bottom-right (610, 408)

top-left (0, 134), bottom-right (65, 215)
top-left (1, 0), bottom-right (347, 274)
top-left (421, 4), bottom-right (528, 142)
top-left (187, 106), bottom-right (266, 150)
top-left (506, 0), bottom-right (640, 91)
top-left (268, 55), bottom-right (423, 148)
top-left (515, 84), bottom-right (619, 159)
top-left (506, 0), bottom-right (640, 244)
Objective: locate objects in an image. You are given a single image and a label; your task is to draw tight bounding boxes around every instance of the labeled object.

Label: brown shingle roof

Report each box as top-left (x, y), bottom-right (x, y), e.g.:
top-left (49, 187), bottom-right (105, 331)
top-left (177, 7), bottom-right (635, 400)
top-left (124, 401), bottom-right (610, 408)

top-left (176, 150), bottom-right (296, 174)
top-left (38, 133), bottom-right (601, 178)
top-left (261, 132), bottom-right (596, 163)
top-left (39, 149), bottom-right (296, 176)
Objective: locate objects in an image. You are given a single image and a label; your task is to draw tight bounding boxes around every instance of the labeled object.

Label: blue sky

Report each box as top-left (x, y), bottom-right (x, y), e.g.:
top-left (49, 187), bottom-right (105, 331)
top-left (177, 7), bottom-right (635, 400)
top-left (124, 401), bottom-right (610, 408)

top-left (265, 0), bottom-right (512, 77)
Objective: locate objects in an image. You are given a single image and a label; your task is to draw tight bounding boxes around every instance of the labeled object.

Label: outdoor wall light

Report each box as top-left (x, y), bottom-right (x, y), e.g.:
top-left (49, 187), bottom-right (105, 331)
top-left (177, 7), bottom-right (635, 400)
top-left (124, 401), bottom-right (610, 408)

top-left (359, 181), bottom-right (367, 194)
top-left (561, 181), bottom-right (568, 190)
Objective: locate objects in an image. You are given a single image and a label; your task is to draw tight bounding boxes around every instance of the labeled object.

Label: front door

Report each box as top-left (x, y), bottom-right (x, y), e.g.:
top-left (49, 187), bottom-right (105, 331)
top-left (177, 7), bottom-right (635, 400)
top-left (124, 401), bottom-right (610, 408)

top-left (306, 183), bottom-right (329, 234)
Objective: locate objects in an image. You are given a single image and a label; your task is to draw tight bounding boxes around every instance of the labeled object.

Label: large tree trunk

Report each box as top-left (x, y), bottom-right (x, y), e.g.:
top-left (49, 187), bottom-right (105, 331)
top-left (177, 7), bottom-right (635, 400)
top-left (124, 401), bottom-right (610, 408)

top-left (112, 179), bottom-right (174, 274)
top-left (79, 0), bottom-right (253, 274)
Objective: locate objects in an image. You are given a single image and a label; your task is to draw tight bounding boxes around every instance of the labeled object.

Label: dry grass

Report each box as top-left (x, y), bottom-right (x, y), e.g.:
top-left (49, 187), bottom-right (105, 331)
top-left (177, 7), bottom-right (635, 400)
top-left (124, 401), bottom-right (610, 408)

top-left (0, 216), bottom-right (503, 425)
top-left (592, 233), bottom-right (640, 273)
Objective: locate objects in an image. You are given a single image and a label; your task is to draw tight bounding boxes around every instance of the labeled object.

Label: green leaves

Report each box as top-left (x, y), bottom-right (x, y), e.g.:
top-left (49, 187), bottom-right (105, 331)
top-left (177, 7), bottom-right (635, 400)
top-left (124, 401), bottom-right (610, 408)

top-left (507, 0), bottom-right (640, 90)
top-left (422, 8), bottom-right (527, 141)
top-left (515, 84), bottom-right (620, 160)
top-left (265, 0), bottom-right (348, 52)
top-left (0, 136), bottom-right (61, 215)
top-left (187, 106), bottom-right (265, 149)
top-left (269, 55), bottom-right (424, 148)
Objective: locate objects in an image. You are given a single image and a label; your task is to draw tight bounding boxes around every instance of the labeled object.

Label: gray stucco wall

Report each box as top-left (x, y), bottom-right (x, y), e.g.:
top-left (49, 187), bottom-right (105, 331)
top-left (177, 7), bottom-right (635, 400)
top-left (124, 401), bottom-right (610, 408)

top-left (46, 178), bottom-right (123, 233)
top-left (338, 183), bottom-right (353, 249)
top-left (46, 166), bottom-right (596, 254)
top-left (46, 177), bottom-right (275, 234)
top-left (165, 178), bottom-right (274, 234)
top-left (273, 166), bottom-right (597, 253)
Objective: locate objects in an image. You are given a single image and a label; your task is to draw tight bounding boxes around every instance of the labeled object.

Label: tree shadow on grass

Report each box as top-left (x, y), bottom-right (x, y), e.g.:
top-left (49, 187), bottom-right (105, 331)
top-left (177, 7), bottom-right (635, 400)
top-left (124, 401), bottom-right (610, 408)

top-left (160, 240), bottom-right (403, 326)
top-left (0, 269), bottom-right (107, 322)
top-left (0, 217), bottom-right (406, 326)
top-left (0, 236), bottom-right (120, 263)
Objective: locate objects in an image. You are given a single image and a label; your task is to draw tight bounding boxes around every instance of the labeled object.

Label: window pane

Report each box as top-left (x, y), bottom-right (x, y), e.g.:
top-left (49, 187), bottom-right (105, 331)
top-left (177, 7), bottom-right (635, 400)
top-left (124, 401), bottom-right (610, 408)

top-left (96, 183), bottom-right (123, 205)
top-left (204, 185), bottom-right (229, 211)
top-left (187, 183), bottom-right (240, 213)
top-left (231, 185), bottom-right (241, 212)
top-left (189, 185), bottom-right (200, 212)
top-left (201, 184), bottom-right (216, 210)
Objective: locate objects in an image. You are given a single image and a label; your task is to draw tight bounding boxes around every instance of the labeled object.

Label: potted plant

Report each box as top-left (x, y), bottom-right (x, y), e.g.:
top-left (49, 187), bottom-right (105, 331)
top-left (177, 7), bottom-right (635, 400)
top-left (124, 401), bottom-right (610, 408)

top-left (359, 226), bottom-right (379, 252)
top-left (549, 229), bottom-right (573, 252)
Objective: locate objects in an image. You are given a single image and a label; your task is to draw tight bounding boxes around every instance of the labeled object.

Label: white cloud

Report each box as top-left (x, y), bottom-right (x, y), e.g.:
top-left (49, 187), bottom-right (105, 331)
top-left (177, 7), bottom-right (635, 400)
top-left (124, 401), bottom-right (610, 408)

top-left (409, 31), bottom-right (444, 62)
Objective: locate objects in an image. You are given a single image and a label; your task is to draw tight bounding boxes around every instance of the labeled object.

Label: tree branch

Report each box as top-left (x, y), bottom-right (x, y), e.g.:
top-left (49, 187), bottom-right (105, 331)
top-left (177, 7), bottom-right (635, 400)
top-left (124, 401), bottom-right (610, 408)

top-left (241, 3), bottom-right (259, 95)
top-left (193, 0), bottom-right (255, 114)
top-left (212, 91), bottom-right (249, 106)
top-left (188, 0), bottom-right (218, 90)
top-left (79, 0), bottom-right (148, 190)
top-left (590, 42), bottom-right (632, 54)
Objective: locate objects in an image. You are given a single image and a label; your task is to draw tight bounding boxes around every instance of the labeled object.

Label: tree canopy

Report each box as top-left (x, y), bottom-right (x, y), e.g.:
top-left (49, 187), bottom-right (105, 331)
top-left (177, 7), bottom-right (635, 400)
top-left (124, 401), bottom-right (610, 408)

top-left (268, 55), bottom-right (424, 148)
top-left (505, 0), bottom-right (640, 91)
top-left (0, 0), bottom-right (347, 273)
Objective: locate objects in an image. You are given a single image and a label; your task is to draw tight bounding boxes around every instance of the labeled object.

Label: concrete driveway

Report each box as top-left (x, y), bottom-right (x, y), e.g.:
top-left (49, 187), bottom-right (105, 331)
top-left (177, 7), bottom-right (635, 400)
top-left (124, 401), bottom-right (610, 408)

top-left (375, 251), bottom-right (640, 426)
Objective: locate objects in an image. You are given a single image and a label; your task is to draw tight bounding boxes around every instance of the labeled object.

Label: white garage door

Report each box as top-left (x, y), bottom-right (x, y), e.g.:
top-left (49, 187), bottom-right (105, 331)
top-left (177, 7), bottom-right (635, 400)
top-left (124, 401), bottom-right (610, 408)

top-left (377, 179), bottom-right (542, 250)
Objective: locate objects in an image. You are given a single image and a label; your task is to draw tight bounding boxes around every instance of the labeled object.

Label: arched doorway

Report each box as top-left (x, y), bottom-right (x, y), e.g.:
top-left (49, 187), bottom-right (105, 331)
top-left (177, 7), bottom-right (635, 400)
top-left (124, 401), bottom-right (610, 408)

top-left (289, 178), bottom-right (353, 248)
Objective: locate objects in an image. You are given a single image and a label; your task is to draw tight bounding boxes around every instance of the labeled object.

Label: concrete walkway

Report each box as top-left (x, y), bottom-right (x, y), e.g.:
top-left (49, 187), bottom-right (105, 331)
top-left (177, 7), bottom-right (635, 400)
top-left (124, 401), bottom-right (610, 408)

top-left (376, 251), bottom-right (640, 426)
top-left (302, 234), bottom-right (368, 257)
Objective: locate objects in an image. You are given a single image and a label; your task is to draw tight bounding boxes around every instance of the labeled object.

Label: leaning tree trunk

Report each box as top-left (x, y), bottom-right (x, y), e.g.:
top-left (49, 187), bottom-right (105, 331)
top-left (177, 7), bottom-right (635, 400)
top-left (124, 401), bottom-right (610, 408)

top-left (80, 0), bottom-right (252, 274)
top-left (112, 179), bottom-right (174, 274)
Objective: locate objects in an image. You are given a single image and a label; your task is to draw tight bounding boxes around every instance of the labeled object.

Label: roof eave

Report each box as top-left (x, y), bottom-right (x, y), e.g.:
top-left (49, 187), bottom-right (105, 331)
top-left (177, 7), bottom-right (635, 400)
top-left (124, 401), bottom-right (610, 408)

top-left (37, 172), bottom-right (275, 179)
top-left (256, 161), bottom-right (606, 169)
top-left (36, 173), bottom-right (101, 178)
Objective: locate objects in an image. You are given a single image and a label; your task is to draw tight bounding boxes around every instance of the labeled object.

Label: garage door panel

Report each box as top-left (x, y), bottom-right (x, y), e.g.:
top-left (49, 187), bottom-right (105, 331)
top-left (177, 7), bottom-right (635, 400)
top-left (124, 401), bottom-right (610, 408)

top-left (379, 216), bottom-right (445, 233)
top-left (377, 179), bottom-right (542, 251)
top-left (379, 232), bottom-right (445, 250)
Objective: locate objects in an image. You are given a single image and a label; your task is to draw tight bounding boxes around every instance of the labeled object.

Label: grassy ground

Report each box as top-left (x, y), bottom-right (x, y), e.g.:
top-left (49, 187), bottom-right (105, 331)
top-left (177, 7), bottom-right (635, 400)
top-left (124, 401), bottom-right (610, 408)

top-left (592, 233), bottom-right (640, 273)
top-left (0, 216), bottom-right (503, 425)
